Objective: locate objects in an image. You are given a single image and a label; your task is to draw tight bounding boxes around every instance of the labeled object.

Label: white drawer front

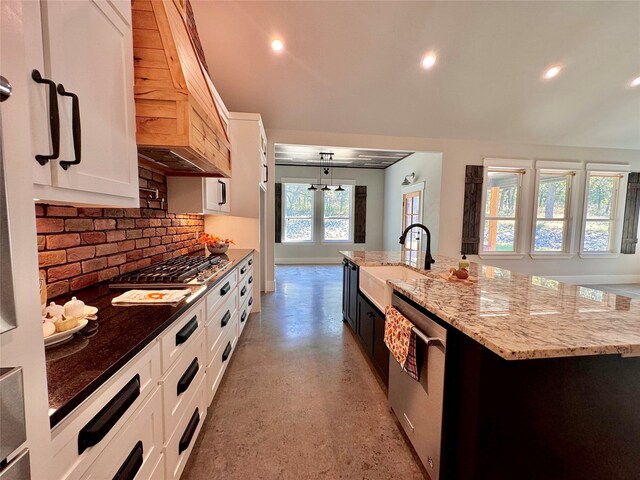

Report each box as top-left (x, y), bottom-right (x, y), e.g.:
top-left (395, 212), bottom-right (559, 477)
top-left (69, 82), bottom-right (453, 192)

top-left (51, 343), bottom-right (161, 480)
top-left (149, 453), bottom-right (165, 479)
top-left (80, 386), bottom-right (162, 480)
top-left (206, 316), bottom-right (237, 406)
top-left (160, 301), bottom-right (204, 374)
top-left (164, 375), bottom-right (207, 480)
top-left (237, 255), bottom-right (253, 282)
top-left (206, 270), bottom-right (237, 320)
top-left (238, 296), bottom-right (251, 337)
top-left (160, 330), bottom-right (206, 443)
top-left (206, 292), bottom-right (237, 365)
top-left (238, 267), bottom-right (253, 306)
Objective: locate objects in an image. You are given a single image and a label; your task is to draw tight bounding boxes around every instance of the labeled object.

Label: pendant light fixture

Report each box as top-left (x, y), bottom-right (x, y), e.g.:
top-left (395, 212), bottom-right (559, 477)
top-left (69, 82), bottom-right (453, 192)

top-left (308, 152), bottom-right (341, 191)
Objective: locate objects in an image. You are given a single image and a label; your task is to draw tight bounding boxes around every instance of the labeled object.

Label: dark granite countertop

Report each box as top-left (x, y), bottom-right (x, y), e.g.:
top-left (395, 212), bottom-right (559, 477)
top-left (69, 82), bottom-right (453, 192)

top-left (45, 249), bottom-right (253, 429)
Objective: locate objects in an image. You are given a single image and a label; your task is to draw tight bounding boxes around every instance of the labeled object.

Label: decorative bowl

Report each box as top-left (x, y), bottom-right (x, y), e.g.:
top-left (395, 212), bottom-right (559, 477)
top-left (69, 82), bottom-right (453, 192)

top-left (207, 243), bottom-right (229, 255)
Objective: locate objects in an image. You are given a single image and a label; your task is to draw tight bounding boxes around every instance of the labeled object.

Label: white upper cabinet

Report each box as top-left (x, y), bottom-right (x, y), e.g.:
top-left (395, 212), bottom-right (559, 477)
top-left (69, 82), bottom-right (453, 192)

top-left (30, 0), bottom-right (139, 207)
top-left (167, 177), bottom-right (230, 215)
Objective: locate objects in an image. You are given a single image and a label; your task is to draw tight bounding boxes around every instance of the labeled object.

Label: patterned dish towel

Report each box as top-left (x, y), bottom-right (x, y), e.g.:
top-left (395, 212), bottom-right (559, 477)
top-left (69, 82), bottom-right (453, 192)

top-left (384, 305), bottom-right (420, 381)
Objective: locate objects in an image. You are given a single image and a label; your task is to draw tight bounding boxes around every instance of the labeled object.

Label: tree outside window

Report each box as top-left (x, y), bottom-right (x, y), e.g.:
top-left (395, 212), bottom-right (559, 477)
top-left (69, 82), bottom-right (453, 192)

top-left (582, 173), bottom-right (620, 252)
top-left (533, 172), bottom-right (572, 252)
top-left (482, 170), bottom-right (522, 252)
top-left (323, 186), bottom-right (353, 241)
top-left (283, 183), bottom-right (314, 242)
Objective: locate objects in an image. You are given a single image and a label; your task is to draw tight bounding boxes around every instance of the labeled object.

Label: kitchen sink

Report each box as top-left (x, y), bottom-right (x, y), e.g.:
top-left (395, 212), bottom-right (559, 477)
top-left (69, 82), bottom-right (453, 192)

top-left (359, 265), bottom-right (428, 312)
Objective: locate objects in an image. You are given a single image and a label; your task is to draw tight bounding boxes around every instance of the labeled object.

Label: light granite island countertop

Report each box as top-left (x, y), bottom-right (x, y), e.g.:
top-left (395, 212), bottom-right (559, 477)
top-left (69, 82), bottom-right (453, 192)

top-left (341, 250), bottom-right (640, 360)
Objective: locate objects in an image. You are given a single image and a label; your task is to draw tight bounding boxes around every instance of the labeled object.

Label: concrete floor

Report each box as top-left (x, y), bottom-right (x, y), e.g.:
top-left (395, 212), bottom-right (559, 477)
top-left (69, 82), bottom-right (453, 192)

top-left (182, 265), bottom-right (426, 479)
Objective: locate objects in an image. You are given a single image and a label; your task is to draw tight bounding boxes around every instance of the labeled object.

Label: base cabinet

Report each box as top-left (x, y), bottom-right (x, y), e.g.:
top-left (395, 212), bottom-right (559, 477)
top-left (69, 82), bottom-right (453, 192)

top-left (50, 253), bottom-right (254, 479)
top-left (357, 293), bottom-right (389, 386)
top-left (342, 259), bottom-right (358, 332)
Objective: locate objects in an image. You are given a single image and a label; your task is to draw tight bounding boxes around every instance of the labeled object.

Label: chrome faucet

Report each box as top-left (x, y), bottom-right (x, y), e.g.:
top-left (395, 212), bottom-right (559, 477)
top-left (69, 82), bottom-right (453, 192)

top-left (399, 223), bottom-right (435, 270)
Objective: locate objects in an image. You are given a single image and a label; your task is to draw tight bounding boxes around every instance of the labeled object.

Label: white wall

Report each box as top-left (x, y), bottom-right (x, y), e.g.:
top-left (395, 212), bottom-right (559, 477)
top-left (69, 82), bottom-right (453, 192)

top-left (265, 129), bottom-right (640, 287)
top-left (383, 152), bottom-right (443, 253)
top-left (274, 165), bottom-right (385, 263)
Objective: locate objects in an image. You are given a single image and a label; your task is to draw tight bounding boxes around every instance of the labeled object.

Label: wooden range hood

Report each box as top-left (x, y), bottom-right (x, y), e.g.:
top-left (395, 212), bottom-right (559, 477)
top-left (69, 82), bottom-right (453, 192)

top-left (132, 0), bottom-right (231, 177)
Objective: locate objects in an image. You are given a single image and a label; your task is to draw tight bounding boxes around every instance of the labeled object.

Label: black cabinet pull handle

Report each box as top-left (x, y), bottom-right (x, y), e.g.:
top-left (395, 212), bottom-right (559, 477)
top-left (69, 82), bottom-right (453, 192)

top-left (264, 164), bottom-right (269, 183)
top-left (222, 341), bottom-right (232, 362)
top-left (220, 282), bottom-right (231, 296)
top-left (175, 316), bottom-right (197, 346)
top-left (248, 258), bottom-right (253, 266)
top-left (240, 266), bottom-right (247, 275)
top-left (248, 297), bottom-right (253, 307)
top-left (220, 310), bottom-right (231, 328)
top-left (176, 358), bottom-right (199, 396)
top-left (178, 408), bottom-right (200, 455)
top-left (56, 84), bottom-right (81, 170)
top-left (113, 441), bottom-right (143, 480)
top-left (240, 286), bottom-right (247, 297)
top-left (218, 180), bottom-right (227, 205)
top-left (241, 311), bottom-right (247, 323)
top-left (78, 375), bottom-right (140, 454)
top-left (248, 276), bottom-right (253, 284)
top-left (31, 70), bottom-right (60, 165)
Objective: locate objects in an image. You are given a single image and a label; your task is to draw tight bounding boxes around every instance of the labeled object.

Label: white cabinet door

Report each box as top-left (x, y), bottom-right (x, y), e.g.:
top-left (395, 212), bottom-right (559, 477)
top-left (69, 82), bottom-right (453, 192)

top-left (218, 178), bottom-right (231, 213)
top-left (204, 178), bottom-right (219, 212)
top-left (204, 178), bottom-right (230, 214)
top-left (40, 0), bottom-right (138, 200)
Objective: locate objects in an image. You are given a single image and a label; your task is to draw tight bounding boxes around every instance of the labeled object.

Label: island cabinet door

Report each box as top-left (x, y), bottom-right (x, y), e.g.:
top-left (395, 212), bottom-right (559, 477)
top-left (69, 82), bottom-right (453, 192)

top-left (357, 295), bottom-right (374, 357)
top-left (372, 308), bottom-right (389, 385)
top-left (348, 262), bottom-right (359, 328)
top-left (342, 260), bottom-right (349, 322)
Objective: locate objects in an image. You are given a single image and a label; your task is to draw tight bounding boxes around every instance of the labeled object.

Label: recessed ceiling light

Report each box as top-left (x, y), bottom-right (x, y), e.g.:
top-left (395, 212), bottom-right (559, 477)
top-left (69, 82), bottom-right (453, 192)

top-left (631, 76), bottom-right (640, 87)
top-left (421, 53), bottom-right (437, 70)
top-left (271, 39), bottom-right (284, 53)
top-left (544, 65), bottom-right (562, 80)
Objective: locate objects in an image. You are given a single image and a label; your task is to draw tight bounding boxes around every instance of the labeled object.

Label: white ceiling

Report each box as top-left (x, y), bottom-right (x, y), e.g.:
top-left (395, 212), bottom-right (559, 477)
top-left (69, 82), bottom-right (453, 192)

top-left (192, 1), bottom-right (640, 150)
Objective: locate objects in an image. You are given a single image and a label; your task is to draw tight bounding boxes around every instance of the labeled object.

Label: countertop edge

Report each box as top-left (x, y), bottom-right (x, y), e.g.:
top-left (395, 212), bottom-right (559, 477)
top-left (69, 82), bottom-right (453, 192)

top-left (47, 249), bottom-right (254, 429)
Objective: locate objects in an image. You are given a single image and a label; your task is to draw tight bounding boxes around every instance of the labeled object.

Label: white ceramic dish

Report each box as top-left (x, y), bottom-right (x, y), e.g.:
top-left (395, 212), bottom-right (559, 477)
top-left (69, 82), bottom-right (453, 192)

top-left (44, 319), bottom-right (89, 347)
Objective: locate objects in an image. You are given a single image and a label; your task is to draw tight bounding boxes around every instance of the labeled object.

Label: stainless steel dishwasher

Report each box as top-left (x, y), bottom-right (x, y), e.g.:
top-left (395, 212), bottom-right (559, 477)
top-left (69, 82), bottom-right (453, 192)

top-left (388, 293), bottom-right (447, 479)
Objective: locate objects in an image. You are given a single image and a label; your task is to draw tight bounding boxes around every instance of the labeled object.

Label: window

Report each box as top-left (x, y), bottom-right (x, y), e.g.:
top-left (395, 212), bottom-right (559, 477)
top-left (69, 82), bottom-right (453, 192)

top-left (532, 171), bottom-right (573, 252)
top-left (481, 169), bottom-right (524, 252)
top-left (323, 185), bottom-right (353, 242)
top-left (582, 173), bottom-right (621, 253)
top-left (402, 190), bottom-right (422, 252)
top-left (283, 183), bottom-right (314, 242)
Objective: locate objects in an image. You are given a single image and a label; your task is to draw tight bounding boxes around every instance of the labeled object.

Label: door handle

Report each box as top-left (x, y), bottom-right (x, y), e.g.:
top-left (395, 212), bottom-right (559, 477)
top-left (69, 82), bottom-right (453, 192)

top-left (176, 358), bottom-right (199, 396)
top-left (220, 310), bottom-right (231, 327)
top-left (240, 266), bottom-right (247, 275)
top-left (221, 341), bottom-right (232, 362)
top-left (0, 75), bottom-right (12, 102)
top-left (240, 286), bottom-right (247, 297)
top-left (248, 258), bottom-right (253, 266)
top-left (241, 310), bottom-right (247, 323)
top-left (248, 297), bottom-right (253, 307)
top-left (220, 282), bottom-right (231, 296)
top-left (113, 441), bottom-right (143, 480)
top-left (78, 375), bottom-right (140, 454)
top-left (264, 164), bottom-right (269, 182)
top-left (248, 276), bottom-right (253, 284)
top-left (175, 316), bottom-right (197, 346)
top-left (178, 408), bottom-right (200, 455)
top-left (31, 70), bottom-right (60, 165)
top-left (218, 180), bottom-right (227, 205)
top-left (56, 84), bottom-right (81, 170)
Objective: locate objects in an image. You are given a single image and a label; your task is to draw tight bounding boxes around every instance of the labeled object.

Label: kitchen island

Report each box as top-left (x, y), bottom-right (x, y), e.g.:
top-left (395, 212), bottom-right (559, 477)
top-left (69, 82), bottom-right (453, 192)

top-left (341, 250), bottom-right (640, 480)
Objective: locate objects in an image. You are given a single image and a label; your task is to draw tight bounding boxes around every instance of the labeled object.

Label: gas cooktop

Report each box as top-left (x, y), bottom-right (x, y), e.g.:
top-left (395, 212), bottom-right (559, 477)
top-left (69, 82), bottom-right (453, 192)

top-left (110, 254), bottom-right (230, 288)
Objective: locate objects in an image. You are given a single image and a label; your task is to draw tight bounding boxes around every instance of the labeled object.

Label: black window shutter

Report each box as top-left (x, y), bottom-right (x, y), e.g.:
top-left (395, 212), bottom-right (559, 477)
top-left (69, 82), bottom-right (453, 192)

top-left (461, 165), bottom-right (484, 255)
top-left (354, 186), bottom-right (367, 243)
top-left (275, 182), bottom-right (282, 243)
top-left (621, 172), bottom-right (640, 254)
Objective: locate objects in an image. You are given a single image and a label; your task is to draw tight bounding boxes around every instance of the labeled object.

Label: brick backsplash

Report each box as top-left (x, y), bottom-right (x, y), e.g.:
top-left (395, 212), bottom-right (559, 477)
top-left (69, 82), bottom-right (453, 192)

top-left (36, 167), bottom-right (204, 299)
